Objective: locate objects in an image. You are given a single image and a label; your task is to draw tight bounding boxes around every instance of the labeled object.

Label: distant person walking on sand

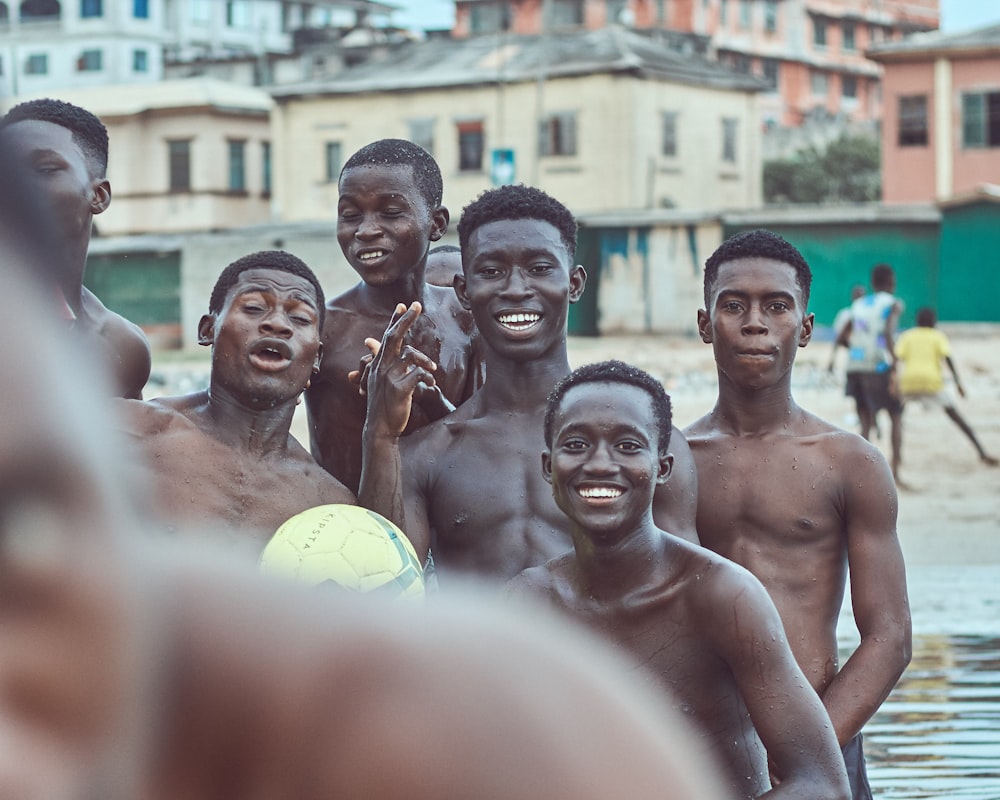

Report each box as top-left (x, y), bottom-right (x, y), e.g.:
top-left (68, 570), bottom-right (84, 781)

top-left (836, 263), bottom-right (904, 482)
top-left (827, 284), bottom-right (866, 373)
top-left (895, 307), bottom-right (998, 467)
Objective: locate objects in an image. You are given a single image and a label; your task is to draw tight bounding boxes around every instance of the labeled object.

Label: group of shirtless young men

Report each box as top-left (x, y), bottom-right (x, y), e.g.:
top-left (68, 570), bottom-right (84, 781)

top-left (0, 97), bottom-right (911, 799)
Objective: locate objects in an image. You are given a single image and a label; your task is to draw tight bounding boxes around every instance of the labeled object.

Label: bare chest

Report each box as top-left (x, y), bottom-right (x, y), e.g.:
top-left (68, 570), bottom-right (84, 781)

top-left (141, 433), bottom-right (334, 547)
top-left (422, 421), bottom-right (572, 581)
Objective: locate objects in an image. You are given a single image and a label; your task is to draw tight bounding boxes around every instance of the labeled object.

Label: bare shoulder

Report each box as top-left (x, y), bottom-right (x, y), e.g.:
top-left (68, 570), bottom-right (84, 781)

top-left (81, 288), bottom-right (151, 397)
top-left (399, 394), bottom-right (479, 459)
top-left (682, 411), bottom-right (717, 441)
top-left (679, 542), bottom-right (774, 616)
top-left (113, 393), bottom-right (205, 438)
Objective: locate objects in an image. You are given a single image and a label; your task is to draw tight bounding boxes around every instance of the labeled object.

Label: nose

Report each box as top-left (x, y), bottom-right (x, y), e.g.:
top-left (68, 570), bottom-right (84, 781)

top-left (260, 309), bottom-right (293, 337)
top-left (741, 305), bottom-right (768, 334)
top-left (583, 441), bottom-right (617, 474)
top-left (354, 213), bottom-right (382, 240)
top-left (498, 266), bottom-right (533, 301)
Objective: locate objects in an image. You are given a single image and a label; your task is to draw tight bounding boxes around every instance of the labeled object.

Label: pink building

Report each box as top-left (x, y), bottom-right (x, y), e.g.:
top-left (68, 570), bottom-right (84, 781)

top-left (451, 0), bottom-right (939, 127)
top-left (869, 22), bottom-right (1000, 203)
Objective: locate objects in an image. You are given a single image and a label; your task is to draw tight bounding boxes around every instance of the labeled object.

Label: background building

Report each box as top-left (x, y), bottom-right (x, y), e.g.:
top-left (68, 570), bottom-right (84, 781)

top-left (869, 22), bottom-right (1000, 204)
top-left (0, 0), bottom-right (396, 100)
top-left (451, 0), bottom-right (940, 131)
top-left (270, 27), bottom-right (765, 222)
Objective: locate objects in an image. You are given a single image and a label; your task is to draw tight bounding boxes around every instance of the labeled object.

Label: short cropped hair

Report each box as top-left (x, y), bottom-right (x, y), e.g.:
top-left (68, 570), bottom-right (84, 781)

top-left (429, 244), bottom-right (461, 255)
top-left (209, 250), bottom-right (325, 329)
top-left (0, 98), bottom-right (109, 176)
top-left (457, 184), bottom-right (578, 262)
top-left (871, 263), bottom-right (895, 292)
top-left (916, 307), bottom-right (936, 327)
top-left (544, 360), bottom-right (673, 455)
top-left (340, 138), bottom-right (443, 209)
top-left (703, 229), bottom-right (812, 309)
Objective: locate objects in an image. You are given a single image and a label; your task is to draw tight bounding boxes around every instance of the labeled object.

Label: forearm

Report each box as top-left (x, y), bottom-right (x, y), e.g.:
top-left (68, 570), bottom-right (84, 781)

top-left (821, 630), bottom-right (911, 745)
top-left (358, 427), bottom-right (407, 530)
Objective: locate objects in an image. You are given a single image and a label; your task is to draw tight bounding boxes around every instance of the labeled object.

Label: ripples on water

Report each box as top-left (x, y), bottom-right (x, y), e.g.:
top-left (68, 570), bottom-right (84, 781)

top-left (863, 635), bottom-right (1000, 799)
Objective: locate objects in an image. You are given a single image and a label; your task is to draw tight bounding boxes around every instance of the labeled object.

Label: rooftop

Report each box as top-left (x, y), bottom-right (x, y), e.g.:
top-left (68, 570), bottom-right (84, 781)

top-left (271, 26), bottom-right (766, 99)
top-left (868, 20), bottom-right (1000, 61)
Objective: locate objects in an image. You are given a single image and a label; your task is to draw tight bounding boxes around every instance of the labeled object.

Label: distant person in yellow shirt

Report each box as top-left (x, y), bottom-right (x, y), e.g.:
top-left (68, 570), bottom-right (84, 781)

top-left (895, 307), bottom-right (998, 467)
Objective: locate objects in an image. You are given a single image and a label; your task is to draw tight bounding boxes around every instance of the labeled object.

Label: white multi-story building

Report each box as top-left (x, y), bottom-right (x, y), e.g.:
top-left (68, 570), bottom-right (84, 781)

top-left (0, 0), bottom-right (394, 102)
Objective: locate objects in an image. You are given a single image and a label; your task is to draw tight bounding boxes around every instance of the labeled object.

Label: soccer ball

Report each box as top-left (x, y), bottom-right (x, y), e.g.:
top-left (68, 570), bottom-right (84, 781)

top-left (260, 504), bottom-right (424, 599)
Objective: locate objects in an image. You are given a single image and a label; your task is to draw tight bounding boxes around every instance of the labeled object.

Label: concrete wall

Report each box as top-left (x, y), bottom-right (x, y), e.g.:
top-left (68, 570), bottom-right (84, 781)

top-left (880, 59), bottom-right (937, 204)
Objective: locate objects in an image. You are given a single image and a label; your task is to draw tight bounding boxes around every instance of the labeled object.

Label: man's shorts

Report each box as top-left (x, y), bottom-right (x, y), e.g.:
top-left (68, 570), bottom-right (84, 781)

top-left (842, 732), bottom-right (873, 800)
top-left (846, 371), bottom-right (903, 415)
top-left (903, 388), bottom-right (956, 410)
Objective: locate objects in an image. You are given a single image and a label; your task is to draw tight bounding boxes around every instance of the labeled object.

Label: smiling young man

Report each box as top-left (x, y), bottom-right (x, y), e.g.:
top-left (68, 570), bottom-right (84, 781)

top-left (684, 230), bottom-right (911, 800)
top-left (359, 184), bottom-right (699, 586)
top-left (115, 250), bottom-right (354, 550)
top-left (0, 98), bottom-right (150, 399)
top-left (506, 361), bottom-right (850, 800)
top-left (306, 139), bottom-right (483, 494)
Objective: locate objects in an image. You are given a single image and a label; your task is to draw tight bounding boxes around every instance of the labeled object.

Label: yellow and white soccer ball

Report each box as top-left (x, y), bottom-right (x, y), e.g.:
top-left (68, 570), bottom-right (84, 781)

top-left (260, 504), bottom-right (424, 599)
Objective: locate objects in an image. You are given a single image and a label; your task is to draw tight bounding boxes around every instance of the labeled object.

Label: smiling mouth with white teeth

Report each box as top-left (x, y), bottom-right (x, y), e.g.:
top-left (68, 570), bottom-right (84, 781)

top-left (358, 250), bottom-right (386, 262)
top-left (578, 486), bottom-right (624, 499)
top-left (497, 312), bottom-right (541, 331)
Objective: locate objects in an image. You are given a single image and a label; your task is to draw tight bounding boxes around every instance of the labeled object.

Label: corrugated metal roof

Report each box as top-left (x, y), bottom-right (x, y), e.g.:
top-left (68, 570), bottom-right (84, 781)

top-left (271, 26), bottom-right (766, 99)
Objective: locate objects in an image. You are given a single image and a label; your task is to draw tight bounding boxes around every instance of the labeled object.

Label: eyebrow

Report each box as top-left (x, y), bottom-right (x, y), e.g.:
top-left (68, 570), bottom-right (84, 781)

top-left (237, 284), bottom-right (318, 309)
top-left (557, 420), bottom-right (650, 440)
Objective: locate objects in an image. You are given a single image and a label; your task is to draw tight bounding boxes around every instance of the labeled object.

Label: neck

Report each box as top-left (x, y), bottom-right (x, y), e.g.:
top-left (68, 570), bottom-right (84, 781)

top-left (55, 239), bottom-right (91, 314)
top-left (201, 383), bottom-right (298, 455)
top-left (710, 370), bottom-right (801, 435)
top-left (571, 517), bottom-right (664, 601)
top-left (357, 269), bottom-right (427, 311)
top-left (477, 347), bottom-right (573, 412)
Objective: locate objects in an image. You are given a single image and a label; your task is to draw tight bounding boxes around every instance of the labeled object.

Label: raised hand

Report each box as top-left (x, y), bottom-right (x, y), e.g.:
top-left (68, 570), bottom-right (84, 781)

top-left (364, 302), bottom-right (438, 438)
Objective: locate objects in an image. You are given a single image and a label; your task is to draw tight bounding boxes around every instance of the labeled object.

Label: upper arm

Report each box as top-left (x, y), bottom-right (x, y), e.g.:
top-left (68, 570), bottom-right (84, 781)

top-left (716, 574), bottom-right (849, 795)
top-left (843, 443), bottom-right (910, 646)
top-left (397, 437), bottom-right (434, 562)
top-left (113, 318), bottom-right (152, 400)
top-left (652, 426), bottom-right (699, 544)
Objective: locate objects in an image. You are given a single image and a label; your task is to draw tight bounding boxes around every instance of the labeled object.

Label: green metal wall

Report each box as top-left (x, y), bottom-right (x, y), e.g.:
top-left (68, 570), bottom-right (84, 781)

top-left (570, 226), bottom-right (601, 335)
top-left (722, 221), bottom-right (939, 331)
top-left (84, 251), bottom-right (181, 327)
top-left (938, 201), bottom-right (1000, 323)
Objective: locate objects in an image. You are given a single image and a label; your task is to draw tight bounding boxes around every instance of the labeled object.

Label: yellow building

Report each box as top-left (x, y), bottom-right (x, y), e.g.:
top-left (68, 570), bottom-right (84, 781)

top-left (270, 26), bottom-right (764, 222)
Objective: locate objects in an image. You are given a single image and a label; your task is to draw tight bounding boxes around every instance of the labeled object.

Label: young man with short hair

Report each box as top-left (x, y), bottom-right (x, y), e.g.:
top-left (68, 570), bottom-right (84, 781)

top-left (686, 230), bottom-right (912, 800)
top-left (306, 139), bottom-right (483, 494)
top-left (116, 250), bottom-right (354, 549)
top-left (360, 184), bottom-right (699, 585)
top-left (0, 98), bottom-right (150, 398)
top-left (508, 360), bottom-right (850, 800)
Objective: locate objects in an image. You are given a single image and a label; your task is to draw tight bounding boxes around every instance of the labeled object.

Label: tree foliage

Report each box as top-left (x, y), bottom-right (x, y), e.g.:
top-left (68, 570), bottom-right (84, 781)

top-left (763, 133), bottom-right (880, 204)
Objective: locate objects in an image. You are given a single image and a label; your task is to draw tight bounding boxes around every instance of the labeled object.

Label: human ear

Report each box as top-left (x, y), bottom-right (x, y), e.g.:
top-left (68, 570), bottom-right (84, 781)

top-left (541, 451), bottom-right (553, 485)
top-left (196, 314), bottom-right (216, 347)
top-left (697, 309), bottom-right (712, 343)
top-left (90, 179), bottom-right (111, 215)
top-left (429, 206), bottom-right (450, 242)
top-left (799, 312), bottom-right (815, 348)
top-left (568, 265), bottom-right (587, 304)
top-left (656, 453), bottom-right (673, 485)
top-left (454, 274), bottom-right (471, 310)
